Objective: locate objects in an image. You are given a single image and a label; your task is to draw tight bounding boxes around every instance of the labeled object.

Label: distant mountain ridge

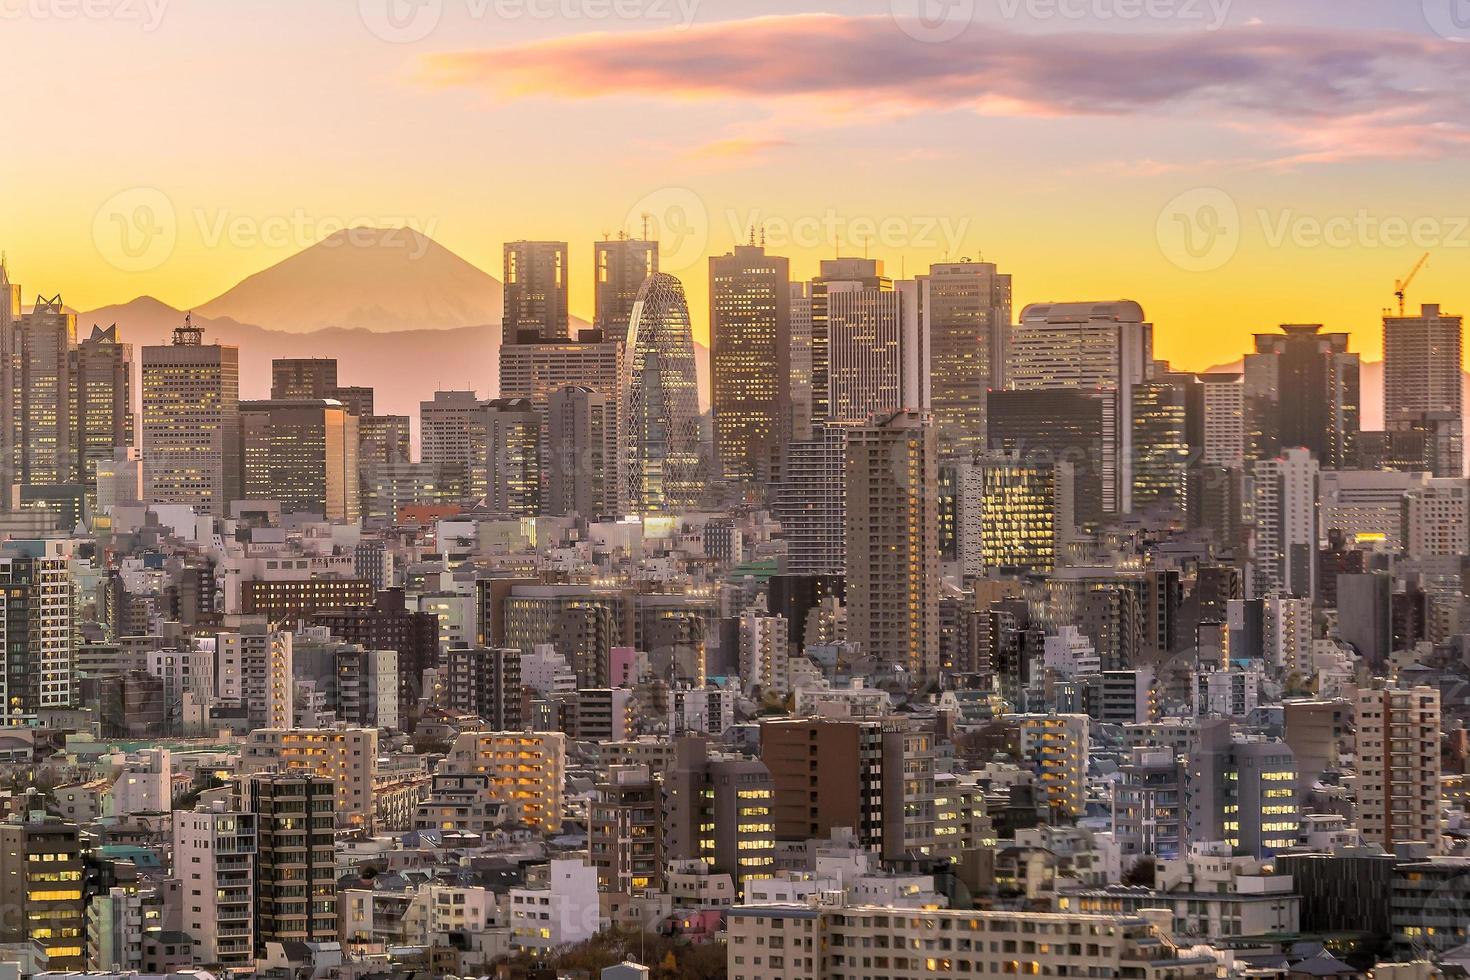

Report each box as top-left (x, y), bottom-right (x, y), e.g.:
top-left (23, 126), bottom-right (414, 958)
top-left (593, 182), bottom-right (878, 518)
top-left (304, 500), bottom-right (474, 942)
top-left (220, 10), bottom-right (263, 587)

top-left (195, 227), bottom-right (504, 334)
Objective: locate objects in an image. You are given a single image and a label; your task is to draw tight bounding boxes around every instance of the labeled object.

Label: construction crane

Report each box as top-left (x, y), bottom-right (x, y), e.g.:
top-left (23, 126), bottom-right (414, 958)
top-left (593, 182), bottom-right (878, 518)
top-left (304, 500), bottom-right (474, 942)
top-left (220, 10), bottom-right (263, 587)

top-left (1394, 252), bottom-right (1430, 317)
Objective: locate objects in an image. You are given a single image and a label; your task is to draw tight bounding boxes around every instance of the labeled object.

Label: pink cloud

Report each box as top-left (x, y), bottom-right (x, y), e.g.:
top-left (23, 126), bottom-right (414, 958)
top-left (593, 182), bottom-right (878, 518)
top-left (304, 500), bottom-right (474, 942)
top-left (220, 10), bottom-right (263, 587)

top-left (420, 13), bottom-right (1470, 165)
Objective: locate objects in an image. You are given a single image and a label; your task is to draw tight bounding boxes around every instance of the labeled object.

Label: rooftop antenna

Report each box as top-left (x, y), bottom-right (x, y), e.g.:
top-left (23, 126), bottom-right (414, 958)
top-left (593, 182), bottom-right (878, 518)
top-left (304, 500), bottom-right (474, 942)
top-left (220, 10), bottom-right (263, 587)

top-left (641, 212), bottom-right (652, 242)
top-left (760, 225), bottom-right (766, 248)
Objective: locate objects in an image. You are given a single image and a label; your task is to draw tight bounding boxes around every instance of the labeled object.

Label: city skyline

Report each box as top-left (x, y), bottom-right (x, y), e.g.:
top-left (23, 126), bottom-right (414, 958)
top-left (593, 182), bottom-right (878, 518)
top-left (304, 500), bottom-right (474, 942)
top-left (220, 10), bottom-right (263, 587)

top-left (5, 0), bottom-right (1470, 372)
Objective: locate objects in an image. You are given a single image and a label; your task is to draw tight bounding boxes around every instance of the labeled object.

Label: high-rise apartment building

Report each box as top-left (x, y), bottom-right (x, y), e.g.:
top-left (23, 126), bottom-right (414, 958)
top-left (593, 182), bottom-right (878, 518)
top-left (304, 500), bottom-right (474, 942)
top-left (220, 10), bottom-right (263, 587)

top-left (1251, 447), bottom-right (1320, 600)
top-left (236, 772), bottom-right (337, 951)
top-left (444, 646), bottom-right (523, 730)
top-left (1356, 685), bottom-right (1441, 852)
top-left (270, 358), bottom-right (338, 400)
top-left (773, 425), bottom-right (848, 575)
top-left (545, 384), bottom-right (618, 519)
top-left (594, 236), bottom-right (658, 341)
top-left (789, 282), bottom-right (814, 443)
top-left (172, 804), bottom-right (257, 968)
top-left (503, 240), bottom-right (569, 344)
top-left (1244, 324), bottom-right (1360, 468)
top-left (1009, 301), bottom-right (1152, 514)
top-left (709, 244), bottom-right (791, 483)
top-left (0, 555), bottom-right (72, 725)
top-left (920, 260), bottom-right (1012, 457)
top-left (14, 295), bottom-right (76, 486)
top-left (239, 399), bottom-right (359, 520)
top-left (141, 319), bottom-right (241, 516)
top-left (845, 411), bottom-right (939, 678)
top-left (620, 273), bottom-right (704, 513)
top-left (1384, 303), bottom-right (1462, 476)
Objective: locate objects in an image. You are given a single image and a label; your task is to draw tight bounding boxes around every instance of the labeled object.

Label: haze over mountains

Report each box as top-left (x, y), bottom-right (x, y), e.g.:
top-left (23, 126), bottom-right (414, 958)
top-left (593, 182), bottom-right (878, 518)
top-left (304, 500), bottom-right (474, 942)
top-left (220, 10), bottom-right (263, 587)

top-left (196, 227), bottom-right (503, 334)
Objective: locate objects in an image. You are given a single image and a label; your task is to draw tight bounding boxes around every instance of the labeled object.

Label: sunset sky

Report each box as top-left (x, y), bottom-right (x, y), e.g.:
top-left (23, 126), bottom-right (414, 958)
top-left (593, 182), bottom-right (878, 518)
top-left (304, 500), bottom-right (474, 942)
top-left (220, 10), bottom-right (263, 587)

top-left (5, 0), bottom-right (1470, 370)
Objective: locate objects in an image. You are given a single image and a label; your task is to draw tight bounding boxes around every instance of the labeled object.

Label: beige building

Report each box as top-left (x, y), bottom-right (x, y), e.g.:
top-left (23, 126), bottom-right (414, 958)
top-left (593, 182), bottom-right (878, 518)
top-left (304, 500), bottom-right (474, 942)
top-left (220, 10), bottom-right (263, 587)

top-left (727, 904), bottom-right (1219, 980)
top-left (844, 411), bottom-right (939, 679)
top-left (1009, 714), bottom-right (1091, 820)
top-left (436, 730), bottom-right (566, 833)
top-left (141, 319), bottom-right (240, 516)
top-left (1356, 686), bottom-right (1441, 851)
top-left (239, 727), bottom-right (379, 830)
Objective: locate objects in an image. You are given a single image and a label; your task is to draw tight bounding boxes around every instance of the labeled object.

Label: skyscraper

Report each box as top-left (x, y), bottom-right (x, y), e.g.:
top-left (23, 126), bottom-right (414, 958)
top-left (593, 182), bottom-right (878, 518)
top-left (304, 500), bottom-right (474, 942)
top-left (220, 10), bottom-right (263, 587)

top-left (845, 410), bottom-right (939, 679)
top-left (773, 425), bottom-right (848, 575)
top-left (1244, 324), bottom-right (1360, 469)
top-left (975, 454), bottom-right (1072, 574)
top-left (1251, 447), bottom-right (1320, 600)
top-left (620, 272), bottom-right (704, 514)
top-left (788, 282), bottom-right (814, 443)
top-left (1132, 371), bottom-right (1197, 509)
top-left (595, 236), bottom-right (658, 341)
top-left (239, 399), bottom-right (360, 520)
top-left (70, 323), bottom-right (134, 492)
top-left (1009, 301), bottom-right (1152, 514)
top-left (270, 357), bottom-right (338, 400)
top-left (920, 260), bottom-right (1012, 457)
top-left (814, 260), bottom-right (926, 424)
top-left (14, 294), bottom-right (76, 486)
top-left (987, 388), bottom-right (1113, 528)
top-left (817, 257), bottom-right (917, 423)
top-left (419, 389), bottom-right (483, 501)
top-left (1384, 303), bottom-right (1462, 476)
top-left (546, 384), bottom-right (618, 519)
top-left (0, 260), bottom-right (18, 489)
top-left (482, 397), bottom-right (541, 516)
top-left (1198, 371), bottom-right (1246, 469)
top-left (141, 318), bottom-right (241, 516)
top-left (709, 244), bottom-right (791, 483)
top-left (503, 240), bottom-right (569, 344)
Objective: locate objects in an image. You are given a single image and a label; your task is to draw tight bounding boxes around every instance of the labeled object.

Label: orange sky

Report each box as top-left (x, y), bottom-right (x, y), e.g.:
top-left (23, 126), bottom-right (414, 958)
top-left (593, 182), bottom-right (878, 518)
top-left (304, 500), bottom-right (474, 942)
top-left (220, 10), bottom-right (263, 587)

top-left (4, 0), bottom-right (1469, 371)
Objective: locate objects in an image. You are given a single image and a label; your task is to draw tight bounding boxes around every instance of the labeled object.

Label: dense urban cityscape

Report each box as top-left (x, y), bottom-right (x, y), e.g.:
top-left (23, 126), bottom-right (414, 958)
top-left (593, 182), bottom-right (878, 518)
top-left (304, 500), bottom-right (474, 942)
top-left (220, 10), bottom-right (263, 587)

top-left (0, 227), bottom-right (1464, 980)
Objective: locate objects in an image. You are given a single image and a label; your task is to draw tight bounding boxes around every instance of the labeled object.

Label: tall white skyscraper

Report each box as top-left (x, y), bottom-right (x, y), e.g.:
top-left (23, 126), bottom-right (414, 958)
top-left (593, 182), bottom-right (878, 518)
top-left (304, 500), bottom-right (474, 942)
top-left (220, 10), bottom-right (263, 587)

top-left (1251, 447), bottom-right (1319, 600)
top-left (1009, 301), bottom-right (1152, 513)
